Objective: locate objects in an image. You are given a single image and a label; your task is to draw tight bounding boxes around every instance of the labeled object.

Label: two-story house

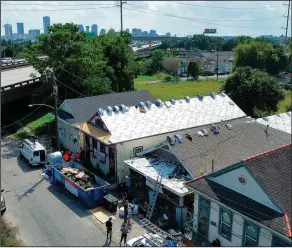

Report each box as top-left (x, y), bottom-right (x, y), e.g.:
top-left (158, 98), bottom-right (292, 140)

top-left (186, 144), bottom-right (292, 247)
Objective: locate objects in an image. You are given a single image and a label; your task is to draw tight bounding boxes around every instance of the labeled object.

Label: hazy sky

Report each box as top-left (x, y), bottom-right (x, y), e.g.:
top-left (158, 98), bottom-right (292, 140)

top-left (1, 1), bottom-right (290, 37)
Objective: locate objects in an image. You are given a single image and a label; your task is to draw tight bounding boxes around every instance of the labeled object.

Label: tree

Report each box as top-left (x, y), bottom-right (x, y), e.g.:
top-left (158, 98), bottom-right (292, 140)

top-left (150, 49), bottom-right (165, 74)
top-left (98, 31), bottom-right (138, 92)
top-left (187, 61), bottom-right (202, 79)
top-left (22, 23), bottom-right (137, 98)
top-left (233, 40), bottom-right (287, 76)
top-left (223, 67), bottom-right (284, 117)
top-left (22, 23), bottom-right (110, 99)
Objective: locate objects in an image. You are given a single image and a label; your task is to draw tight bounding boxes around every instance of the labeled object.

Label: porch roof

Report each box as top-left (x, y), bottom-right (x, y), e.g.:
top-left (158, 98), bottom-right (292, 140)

top-left (77, 122), bottom-right (111, 144)
top-left (124, 157), bottom-right (192, 197)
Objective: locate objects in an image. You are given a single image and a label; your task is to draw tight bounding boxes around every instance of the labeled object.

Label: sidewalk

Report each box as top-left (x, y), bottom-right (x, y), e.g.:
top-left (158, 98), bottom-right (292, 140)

top-left (89, 200), bottom-right (147, 246)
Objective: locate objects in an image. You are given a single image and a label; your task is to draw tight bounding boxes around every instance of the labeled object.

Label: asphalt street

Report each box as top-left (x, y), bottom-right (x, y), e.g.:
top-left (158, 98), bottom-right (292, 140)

top-left (1, 137), bottom-right (111, 246)
top-left (1, 66), bottom-right (39, 87)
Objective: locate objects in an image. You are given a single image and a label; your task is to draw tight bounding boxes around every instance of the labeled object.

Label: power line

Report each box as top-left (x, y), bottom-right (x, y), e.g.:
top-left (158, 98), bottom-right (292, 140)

top-left (2, 2), bottom-right (116, 6)
top-left (126, 3), bottom-right (283, 22)
top-left (170, 1), bottom-right (285, 10)
top-left (54, 78), bottom-right (86, 98)
top-left (123, 5), bottom-right (282, 30)
top-left (2, 5), bottom-right (117, 11)
top-left (2, 95), bottom-right (53, 129)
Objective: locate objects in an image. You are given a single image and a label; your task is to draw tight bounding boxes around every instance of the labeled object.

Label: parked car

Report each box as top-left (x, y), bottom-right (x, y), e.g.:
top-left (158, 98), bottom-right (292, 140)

top-left (19, 139), bottom-right (47, 166)
top-left (126, 233), bottom-right (164, 247)
top-left (1, 189), bottom-right (6, 215)
top-left (1, 58), bottom-right (12, 65)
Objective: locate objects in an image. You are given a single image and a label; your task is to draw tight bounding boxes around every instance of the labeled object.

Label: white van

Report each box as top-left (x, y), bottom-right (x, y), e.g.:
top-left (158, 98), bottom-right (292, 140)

top-left (19, 139), bottom-right (47, 166)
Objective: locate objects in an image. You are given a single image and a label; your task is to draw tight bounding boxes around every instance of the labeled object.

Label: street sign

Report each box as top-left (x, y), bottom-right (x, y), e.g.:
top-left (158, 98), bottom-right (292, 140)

top-left (204, 29), bottom-right (217, 34)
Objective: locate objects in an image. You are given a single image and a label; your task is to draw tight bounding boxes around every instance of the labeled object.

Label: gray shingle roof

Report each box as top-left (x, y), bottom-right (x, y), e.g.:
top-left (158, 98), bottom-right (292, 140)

top-left (171, 119), bottom-right (291, 177)
top-left (186, 144), bottom-right (292, 238)
top-left (58, 90), bottom-right (156, 125)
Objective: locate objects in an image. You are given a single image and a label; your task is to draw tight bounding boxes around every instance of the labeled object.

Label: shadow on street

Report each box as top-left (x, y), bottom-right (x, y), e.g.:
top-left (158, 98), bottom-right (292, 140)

top-left (17, 178), bottom-right (45, 201)
top-left (47, 184), bottom-right (91, 219)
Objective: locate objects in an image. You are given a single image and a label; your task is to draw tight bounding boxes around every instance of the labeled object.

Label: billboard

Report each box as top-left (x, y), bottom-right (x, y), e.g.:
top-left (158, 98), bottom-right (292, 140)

top-left (204, 29), bottom-right (217, 34)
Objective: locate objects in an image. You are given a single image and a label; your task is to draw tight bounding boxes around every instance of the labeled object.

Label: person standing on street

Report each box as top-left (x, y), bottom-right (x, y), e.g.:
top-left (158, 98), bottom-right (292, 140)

top-left (120, 222), bottom-right (129, 246)
top-left (124, 200), bottom-right (129, 222)
top-left (105, 217), bottom-right (113, 242)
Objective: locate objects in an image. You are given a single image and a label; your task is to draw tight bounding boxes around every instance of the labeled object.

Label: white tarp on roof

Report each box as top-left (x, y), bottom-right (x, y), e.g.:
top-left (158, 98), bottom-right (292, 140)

top-left (256, 112), bottom-right (291, 134)
top-left (124, 157), bottom-right (190, 196)
top-left (100, 94), bottom-right (246, 143)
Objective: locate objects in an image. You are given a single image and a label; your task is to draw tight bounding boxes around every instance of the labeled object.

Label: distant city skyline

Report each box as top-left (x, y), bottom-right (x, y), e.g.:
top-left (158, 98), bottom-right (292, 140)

top-left (1, 1), bottom-right (289, 38)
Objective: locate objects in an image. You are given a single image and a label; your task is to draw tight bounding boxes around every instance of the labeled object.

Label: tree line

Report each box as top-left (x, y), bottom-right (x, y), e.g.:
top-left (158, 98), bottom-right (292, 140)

top-left (22, 23), bottom-right (138, 101)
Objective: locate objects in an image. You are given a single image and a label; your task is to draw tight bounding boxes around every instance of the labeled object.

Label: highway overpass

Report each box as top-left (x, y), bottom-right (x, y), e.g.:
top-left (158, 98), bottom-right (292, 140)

top-left (132, 36), bottom-right (189, 41)
top-left (1, 66), bottom-right (41, 104)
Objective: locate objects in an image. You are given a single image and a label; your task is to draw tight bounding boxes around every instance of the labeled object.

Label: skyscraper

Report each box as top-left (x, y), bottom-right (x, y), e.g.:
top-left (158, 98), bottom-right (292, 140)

top-left (4, 24), bottom-right (13, 40)
top-left (28, 29), bottom-right (41, 40)
top-left (91, 24), bottom-right (98, 36)
top-left (43, 16), bottom-right (50, 34)
top-left (17, 23), bottom-right (24, 36)
top-left (78, 24), bottom-right (84, 32)
top-left (149, 30), bottom-right (157, 37)
top-left (125, 28), bottom-right (130, 33)
top-left (86, 26), bottom-right (90, 33)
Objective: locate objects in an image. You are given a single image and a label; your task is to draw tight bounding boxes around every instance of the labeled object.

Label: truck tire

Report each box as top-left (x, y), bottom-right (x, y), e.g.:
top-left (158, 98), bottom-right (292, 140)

top-left (20, 151), bottom-right (23, 158)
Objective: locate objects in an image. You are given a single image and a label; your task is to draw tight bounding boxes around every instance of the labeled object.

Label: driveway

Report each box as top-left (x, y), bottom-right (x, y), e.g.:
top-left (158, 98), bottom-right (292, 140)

top-left (1, 137), bottom-right (111, 246)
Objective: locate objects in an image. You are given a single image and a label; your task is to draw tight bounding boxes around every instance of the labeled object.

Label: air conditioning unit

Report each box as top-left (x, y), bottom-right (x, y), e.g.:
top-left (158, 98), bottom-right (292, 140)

top-left (113, 106), bottom-right (120, 112)
top-left (106, 106), bottom-right (113, 115)
top-left (184, 96), bottom-right (190, 103)
top-left (96, 108), bottom-right (104, 116)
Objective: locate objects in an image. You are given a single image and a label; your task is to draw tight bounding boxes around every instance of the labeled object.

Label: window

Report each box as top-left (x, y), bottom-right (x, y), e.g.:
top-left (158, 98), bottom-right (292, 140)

top-left (272, 235), bottom-right (292, 247)
top-left (133, 146), bottom-right (143, 157)
top-left (33, 151), bottom-right (39, 157)
top-left (92, 139), bottom-right (97, 155)
top-left (243, 221), bottom-right (259, 247)
top-left (95, 118), bottom-right (103, 128)
top-left (219, 208), bottom-right (233, 241)
top-left (100, 142), bottom-right (106, 153)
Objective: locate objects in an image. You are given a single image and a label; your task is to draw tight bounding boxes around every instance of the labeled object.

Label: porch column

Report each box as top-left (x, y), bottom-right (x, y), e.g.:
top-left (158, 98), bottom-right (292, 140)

top-left (105, 146), bottom-right (109, 164)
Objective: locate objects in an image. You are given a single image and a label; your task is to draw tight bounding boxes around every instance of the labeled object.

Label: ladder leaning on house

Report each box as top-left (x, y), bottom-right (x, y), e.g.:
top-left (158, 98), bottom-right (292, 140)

top-left (145, 172), bottom-right (163, 220)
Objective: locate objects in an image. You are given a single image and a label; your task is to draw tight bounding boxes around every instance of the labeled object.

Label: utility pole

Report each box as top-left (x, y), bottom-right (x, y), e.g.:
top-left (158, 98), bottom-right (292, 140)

top-left (284, 1), bottom-right (291, 44)
top-left (47, 69), bottom-right (60, 151)
top-left (216, 48), bottom-right (219, 80)
top-left (120, 0), bottom-right (123, 32)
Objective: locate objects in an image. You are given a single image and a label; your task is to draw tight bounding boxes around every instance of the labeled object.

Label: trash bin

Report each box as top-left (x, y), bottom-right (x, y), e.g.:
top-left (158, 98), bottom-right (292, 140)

top-left (103, 194), bottom-right (118, 213)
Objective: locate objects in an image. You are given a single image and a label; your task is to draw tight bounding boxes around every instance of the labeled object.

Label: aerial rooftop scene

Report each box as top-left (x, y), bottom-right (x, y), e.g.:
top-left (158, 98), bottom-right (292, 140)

top-left (1, 1), bottom-right (292, 247)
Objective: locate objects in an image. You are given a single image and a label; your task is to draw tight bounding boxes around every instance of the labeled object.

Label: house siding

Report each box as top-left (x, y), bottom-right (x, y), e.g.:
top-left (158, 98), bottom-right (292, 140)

top-left (192, 191), bottom-right (281, 247)
top-left (58, 118), bottom-right (81, 153)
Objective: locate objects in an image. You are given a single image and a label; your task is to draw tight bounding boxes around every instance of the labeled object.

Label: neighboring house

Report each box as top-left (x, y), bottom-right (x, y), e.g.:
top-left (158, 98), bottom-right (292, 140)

top-left (122, 118), bottom-right (291, 233)
top-left (185, 144), bottom-right (292, 247)
top-left (57, 90), bottom-right (156, 153)
top-left (163, 58), bottom-right (189, 76)
top-left (256, 112), bottom-right (291, 134)
top-left (76, 93), bottom-right (246, 186)
top-left (201, 51), bottom-right (234, 73)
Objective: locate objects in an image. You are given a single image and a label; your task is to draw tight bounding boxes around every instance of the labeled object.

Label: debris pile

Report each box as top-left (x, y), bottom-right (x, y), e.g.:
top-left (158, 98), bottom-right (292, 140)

top-left (59, 167), bottom-right (99, 190)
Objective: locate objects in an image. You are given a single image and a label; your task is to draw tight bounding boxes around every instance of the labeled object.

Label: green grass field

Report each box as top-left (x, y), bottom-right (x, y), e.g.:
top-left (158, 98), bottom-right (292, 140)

top-left (12, 113), bottom-right (55, 139)
top-left (276, 90), bottom-right (292, 114)
top-left (134, 73), bottom-right (170, 83)
top-left (135, 78), bottom-right (224, 101)
top-left (135, 78), bottom-right (291, 115)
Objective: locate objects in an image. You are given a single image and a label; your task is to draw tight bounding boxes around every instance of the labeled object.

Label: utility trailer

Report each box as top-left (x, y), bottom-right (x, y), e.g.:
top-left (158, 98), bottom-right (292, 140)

top-left (47, 152), bottom-right (110, 208)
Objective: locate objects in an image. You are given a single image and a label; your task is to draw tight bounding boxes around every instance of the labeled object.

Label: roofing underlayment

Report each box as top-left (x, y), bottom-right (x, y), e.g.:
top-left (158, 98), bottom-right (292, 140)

top-left (256, 111), bottom-right (291, 134)
top-left (98, 93), bottom-right (246, 144)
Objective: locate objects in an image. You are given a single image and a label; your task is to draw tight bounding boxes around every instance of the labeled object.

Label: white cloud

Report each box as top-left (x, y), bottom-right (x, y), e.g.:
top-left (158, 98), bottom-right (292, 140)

top-left (265, 5), bottom-right (276, 11)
